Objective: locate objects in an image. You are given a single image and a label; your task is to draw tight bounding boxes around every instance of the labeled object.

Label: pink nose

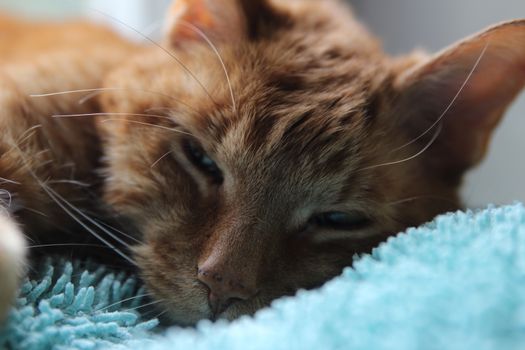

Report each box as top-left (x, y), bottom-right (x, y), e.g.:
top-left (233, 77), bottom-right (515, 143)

top-left (197, 261), bottom-right (258, 315)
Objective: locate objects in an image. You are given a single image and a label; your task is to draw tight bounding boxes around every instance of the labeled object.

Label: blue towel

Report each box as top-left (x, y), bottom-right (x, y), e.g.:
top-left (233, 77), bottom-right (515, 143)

top-left (1, 204), bottom-right (524, 350)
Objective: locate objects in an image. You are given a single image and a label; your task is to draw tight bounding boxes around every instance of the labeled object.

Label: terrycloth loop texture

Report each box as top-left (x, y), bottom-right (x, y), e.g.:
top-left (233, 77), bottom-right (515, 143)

top-left (0, 260), bottom-right (158, 350)
top-left (2, 204), bottom-right (525, 350)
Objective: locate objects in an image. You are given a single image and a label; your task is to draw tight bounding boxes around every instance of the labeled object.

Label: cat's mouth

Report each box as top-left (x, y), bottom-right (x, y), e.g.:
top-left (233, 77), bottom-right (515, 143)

top-left (208, 293), bottom-right (234, 321)
top-left (161, 297), bottom-right (241, 325)
top-left (148, 282), bottom-right (249, 326)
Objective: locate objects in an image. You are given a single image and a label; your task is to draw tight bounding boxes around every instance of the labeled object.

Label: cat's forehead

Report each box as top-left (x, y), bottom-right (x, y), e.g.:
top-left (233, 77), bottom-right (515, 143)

top-left (192, 78), bottom-right (374, 193)
top-left (171, 7), bottom-right (391, 190)
top-left (198, 95), bottom-right (375, 211)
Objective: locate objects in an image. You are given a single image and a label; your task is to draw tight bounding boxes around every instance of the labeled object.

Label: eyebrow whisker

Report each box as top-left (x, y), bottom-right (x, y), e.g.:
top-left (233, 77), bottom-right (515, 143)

top-left (391, 43), bottom-right (488, 153)
top-left (52, 112), bottom-right (173, 120)
top-left (151, 150), bottom-right (174, 169)
top-left (89, 8), bottom-right (218, 106)
top-left (101, 118), bottom-right (194, 136)
top-left (180, 21), bottom-right (237, 114)
top-left (361, 123), bottom-right (442, 171)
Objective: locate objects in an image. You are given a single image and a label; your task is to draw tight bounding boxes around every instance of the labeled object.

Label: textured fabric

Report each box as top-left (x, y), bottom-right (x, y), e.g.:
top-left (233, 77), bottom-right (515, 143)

top-left (0, 260), bottom-right (158, 350)
top-left (1, 204), bottom-right (524, 350)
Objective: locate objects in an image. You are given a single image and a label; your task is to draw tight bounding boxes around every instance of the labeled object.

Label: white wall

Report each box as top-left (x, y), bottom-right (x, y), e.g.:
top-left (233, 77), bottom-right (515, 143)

top-left (353, 0), bottom-right (525, 207)
top-left (0, 0), bottom-right (85, 18)
top-left (87, 0), bottom-right (171, 40)
top-left (0, 0), bottom-right (170, 39)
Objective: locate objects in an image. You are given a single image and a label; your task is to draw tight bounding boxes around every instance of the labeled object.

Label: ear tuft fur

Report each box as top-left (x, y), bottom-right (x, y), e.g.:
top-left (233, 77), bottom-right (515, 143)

top-left (165, 0), bottom-right (286, 46)
top-left (395, 19), bottom-right (525, 173)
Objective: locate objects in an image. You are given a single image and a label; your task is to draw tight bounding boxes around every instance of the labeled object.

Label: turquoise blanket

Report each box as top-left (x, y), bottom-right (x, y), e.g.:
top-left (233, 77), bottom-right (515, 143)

top-left (1, 204), bottom-right (524, 350)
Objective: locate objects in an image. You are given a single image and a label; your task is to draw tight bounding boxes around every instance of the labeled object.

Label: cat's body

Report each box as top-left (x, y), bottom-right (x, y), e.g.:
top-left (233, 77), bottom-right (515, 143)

top-left (0, 0), bottom-right (524, 326)
top-left (0, 15), bottom-right (140, 319)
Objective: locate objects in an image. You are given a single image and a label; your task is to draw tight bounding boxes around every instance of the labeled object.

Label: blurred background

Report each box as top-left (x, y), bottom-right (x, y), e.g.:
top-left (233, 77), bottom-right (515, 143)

top-left (352, 0), bottom-right (525, 208)
top-left (0, 0), bottom-right (523, 207)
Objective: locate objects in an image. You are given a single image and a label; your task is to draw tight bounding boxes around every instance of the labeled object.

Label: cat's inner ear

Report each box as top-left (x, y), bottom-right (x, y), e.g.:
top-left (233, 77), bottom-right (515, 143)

top-left (164, 0), bottom-right (284, 45)
top-left (395, 20), bottom-right (525, 174)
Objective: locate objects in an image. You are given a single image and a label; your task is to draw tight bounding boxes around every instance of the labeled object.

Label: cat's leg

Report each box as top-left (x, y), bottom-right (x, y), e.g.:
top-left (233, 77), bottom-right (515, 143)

top-left (0, 209), bottom-right (26, 323)
top-left (0, 25), bottom-right (138, 321)
top-left (0, 73), bottom-right (101, 322)
top-left (0, 69), bottom-right (104, 233)
top-left (0, 80), bottom-right (36, 323)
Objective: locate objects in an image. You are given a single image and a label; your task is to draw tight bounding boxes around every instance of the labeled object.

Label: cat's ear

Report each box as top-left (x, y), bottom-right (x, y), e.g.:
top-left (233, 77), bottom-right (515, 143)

top-left (395, 20), bottom-right (525, 174)
top-left (164, 0), bottom-right (285, 45)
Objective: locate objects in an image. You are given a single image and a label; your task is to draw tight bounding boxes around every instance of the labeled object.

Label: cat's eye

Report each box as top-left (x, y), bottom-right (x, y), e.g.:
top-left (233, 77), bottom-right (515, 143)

top-left (310, 211), bottom-right (371, 231)
top-left (183, 140), bottom-right (224, 184)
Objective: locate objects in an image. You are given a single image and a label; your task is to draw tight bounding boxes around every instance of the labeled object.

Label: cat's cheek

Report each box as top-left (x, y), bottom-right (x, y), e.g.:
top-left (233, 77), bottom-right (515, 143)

top-left (217, 297), bottom-right (267, 322)
top-left (132, 242), bottom-right (213, 325)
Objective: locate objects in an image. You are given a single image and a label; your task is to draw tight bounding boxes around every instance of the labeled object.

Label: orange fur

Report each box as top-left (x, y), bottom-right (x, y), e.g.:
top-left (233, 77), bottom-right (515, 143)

top-left (0, 14), bottom-right (139, 321)
top-left (0, 1), bottom-right (524, 325)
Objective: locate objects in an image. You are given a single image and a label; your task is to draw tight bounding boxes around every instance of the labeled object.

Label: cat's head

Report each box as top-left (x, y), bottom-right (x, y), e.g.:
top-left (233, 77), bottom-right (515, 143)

top-left (99, 0), bottom-right (525, 325)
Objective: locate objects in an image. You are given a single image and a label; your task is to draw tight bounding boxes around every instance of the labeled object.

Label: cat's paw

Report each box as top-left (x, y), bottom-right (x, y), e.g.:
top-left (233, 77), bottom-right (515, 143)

top-left (0, 211), bottom-right (26, 324)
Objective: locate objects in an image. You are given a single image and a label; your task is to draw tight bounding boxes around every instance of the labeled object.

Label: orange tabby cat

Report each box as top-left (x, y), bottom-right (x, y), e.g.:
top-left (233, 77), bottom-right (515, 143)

top-left (0, 0), bottom-right (524, 326)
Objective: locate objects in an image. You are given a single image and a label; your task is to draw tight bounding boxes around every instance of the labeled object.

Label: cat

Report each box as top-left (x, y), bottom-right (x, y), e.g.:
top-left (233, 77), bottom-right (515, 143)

top-left (0, 0), bottom-right (524, 326)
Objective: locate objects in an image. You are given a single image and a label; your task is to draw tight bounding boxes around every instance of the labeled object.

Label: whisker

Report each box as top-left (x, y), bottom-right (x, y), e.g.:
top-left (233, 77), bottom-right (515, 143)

top-left (392, 44), bottom-right (488, 153)
top-left (101, 119), bottom-right (193, 136)
top-left (31, 87), bottom-right (176, 103)
top-left (27, 243), bottom-right (109, 249)
top-left (78, 90), bottom-right (114, 105)
top-left (93, 218), bottom-right (142, 245)
top-left (89, 8), bottom-right (217, 105)
top-left (181, 21), bottom-right (237, 113)
top-left (122, 299), bottom-right (165, 312)
top-left (1, 125), bottom-right (43, 165)
top-left (44, 188), bottom-right (134, 250)
top-left (35, 149), bottom-right (51, 158)
top-left (362, 124), bottom-right (442, 171)
top-left (44, 186), bottom-right (137, 265)
top-left (0, 189), bottom-right (13, 207)
top-left (52, 112), bottom-right (173, 121)
top-left (151, 150), bottom-right (174, 169)
top-left (97, 293), bottom-right (153, 312)
top-left (29, 88), bottom-right (127, 98)
top-left (9, 143), bottom-right (136, 265)
top-left (33, 159), bottom-right (54, 172)
top-left (386, 195), bottom-right (457, 206)
top-left (31, 88), bottom-right (201, 114)
top-left (0, 177), bottom-right (20, 185)
top-left (23, 207), bottom-right (49, 218)
top-left (152, 309), bottom-right (170, 320)
top-left (47, 180), bottom-right (91, 187)
top-left (79, 92), bottom-right (200, 114)
top-left (15, 125), bottom-right (43, 145)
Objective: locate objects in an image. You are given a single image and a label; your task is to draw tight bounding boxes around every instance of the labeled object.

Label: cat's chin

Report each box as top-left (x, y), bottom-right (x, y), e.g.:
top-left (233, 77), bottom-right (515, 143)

top-left (162, 307), bottom-right (241, 327)
top-left (160, 298), bottom-right (259, 326)
top-left (163, 306), bottom-right (213, 327)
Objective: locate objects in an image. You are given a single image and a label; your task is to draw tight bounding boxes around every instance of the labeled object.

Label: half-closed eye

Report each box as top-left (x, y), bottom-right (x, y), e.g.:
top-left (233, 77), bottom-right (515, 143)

top-left (309, 211), bottom-right (371, 231)
top-left (183, 139), bottom-right (224, 185)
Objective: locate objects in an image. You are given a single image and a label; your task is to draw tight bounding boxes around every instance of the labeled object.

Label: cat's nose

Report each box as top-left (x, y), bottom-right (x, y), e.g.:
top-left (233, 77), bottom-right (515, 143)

top-left (197, 261), bottom-right (258, 315)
